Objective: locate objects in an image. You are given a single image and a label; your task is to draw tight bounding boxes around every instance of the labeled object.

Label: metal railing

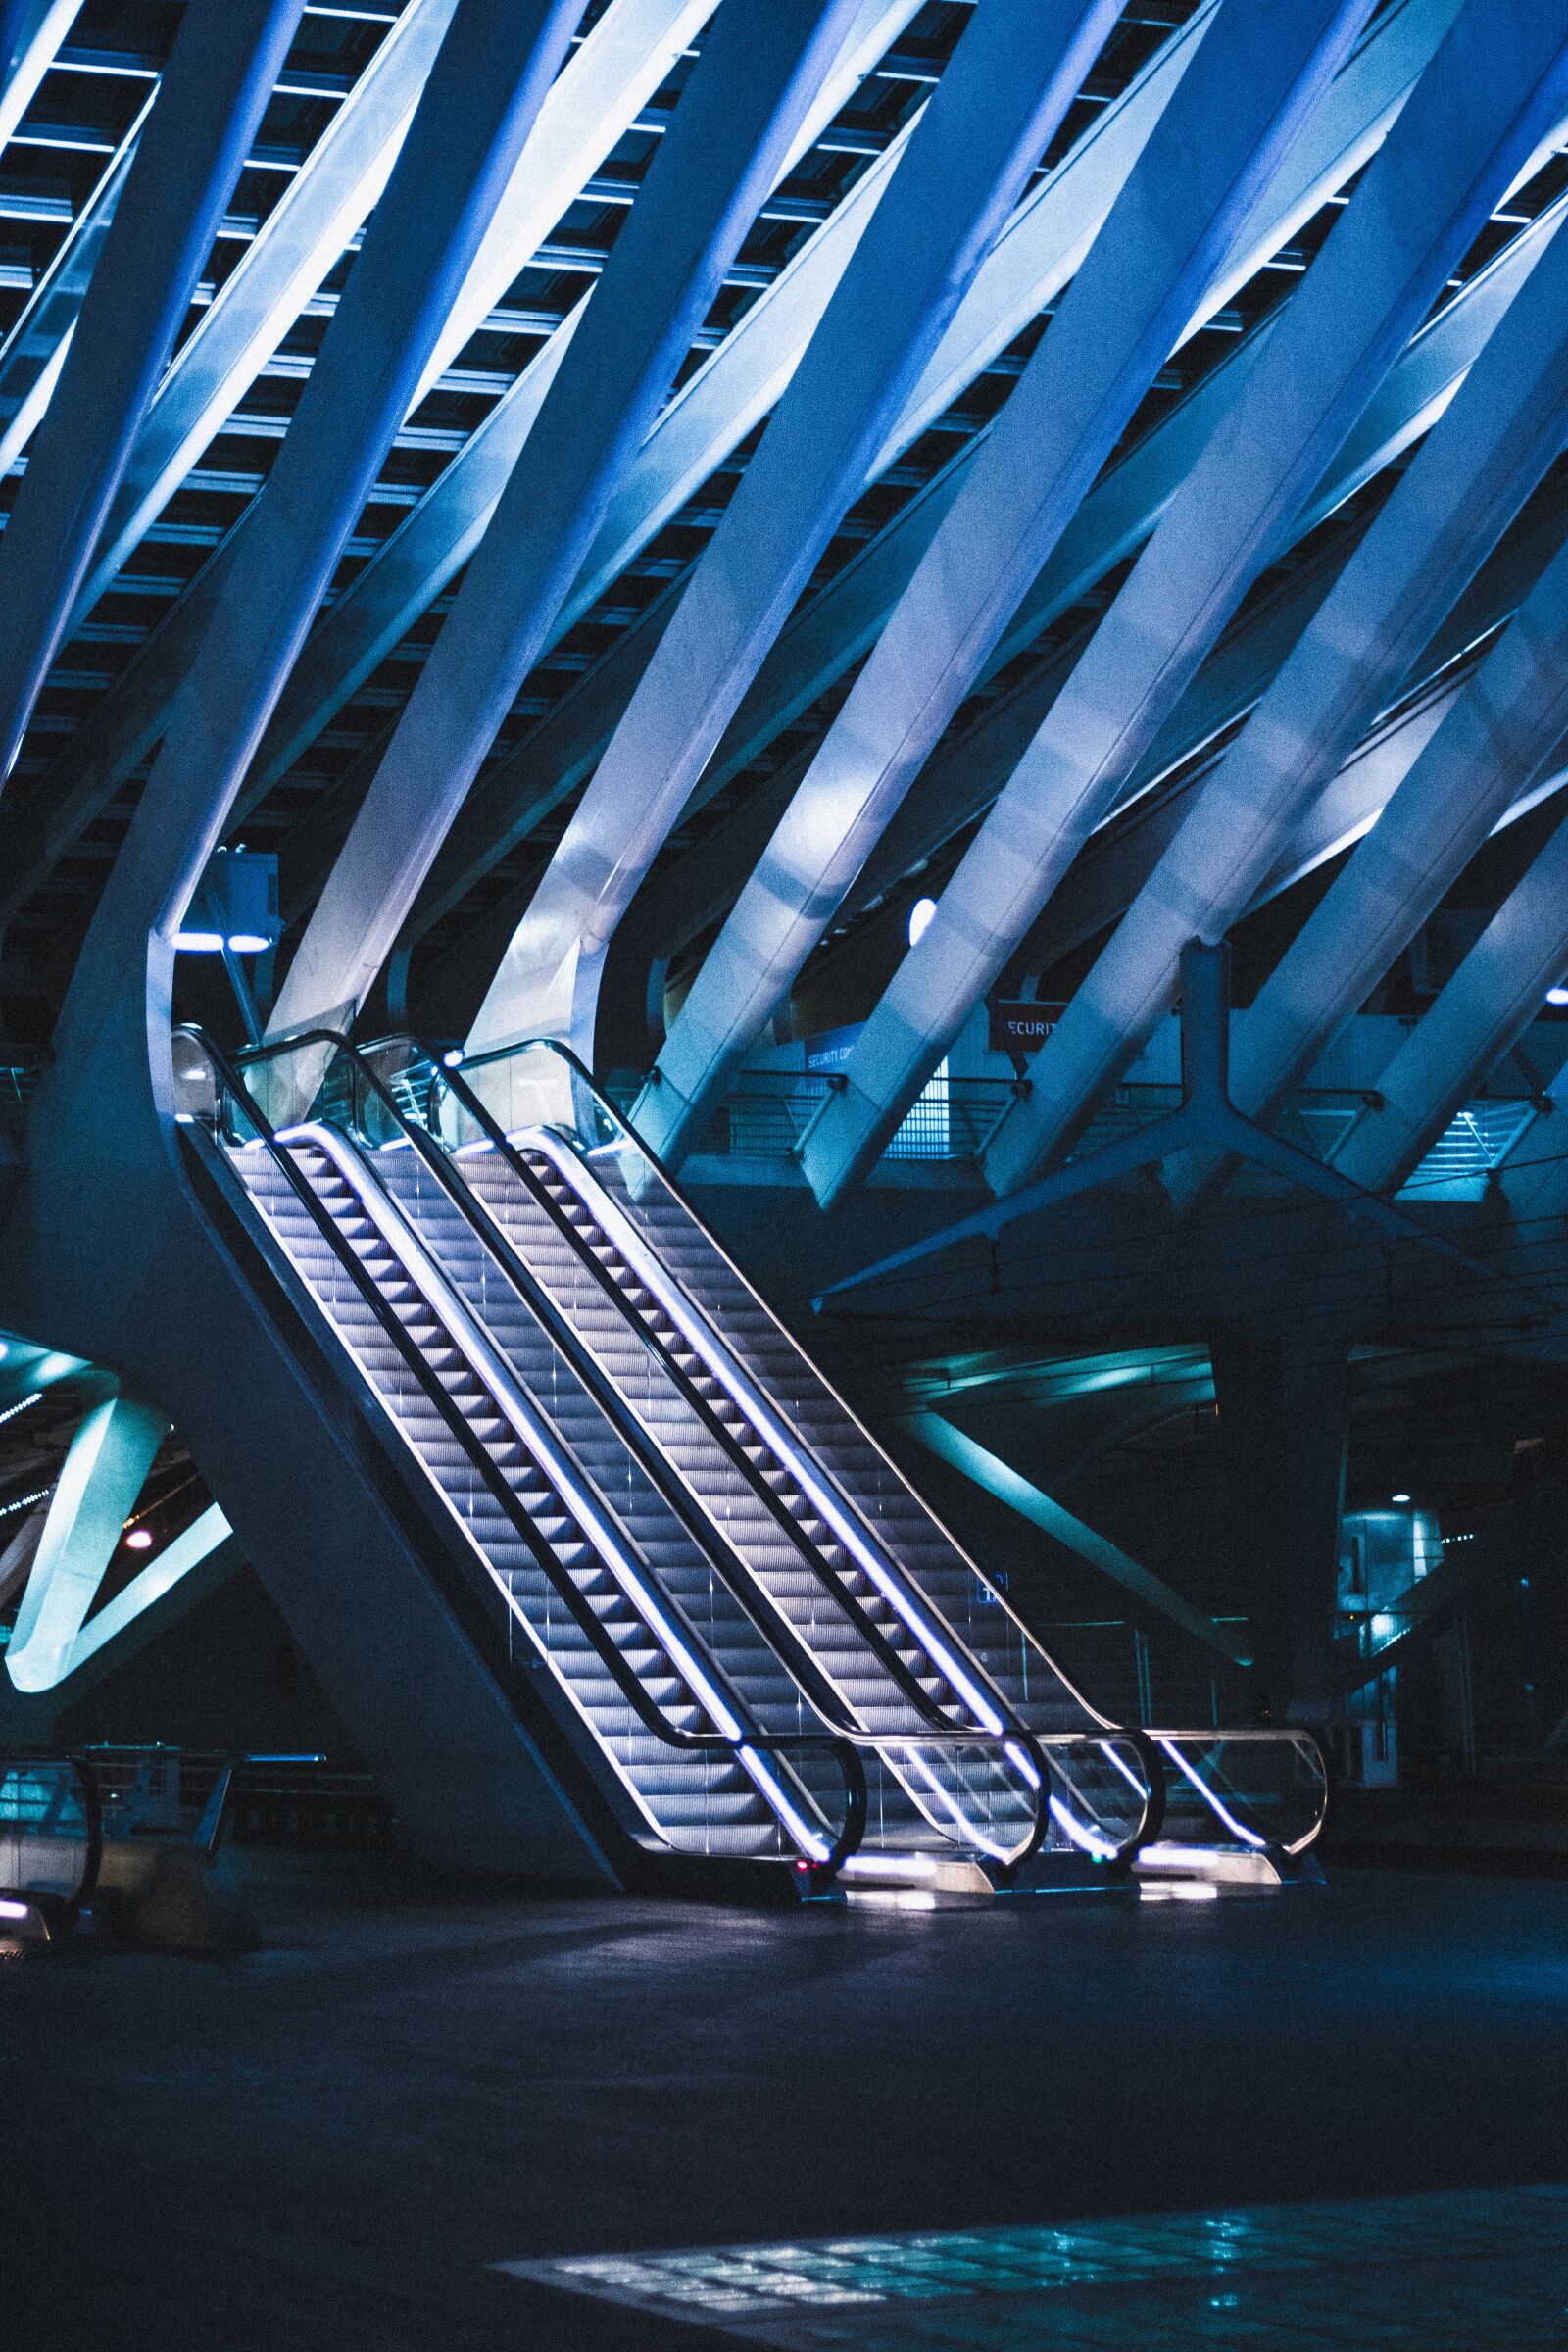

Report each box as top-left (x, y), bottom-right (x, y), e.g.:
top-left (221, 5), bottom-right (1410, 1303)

top-left (0, 1752), bottom-right (101, 1933)
top-left (685, 1069), bottom-right (1026, 1163)
top-left (670, 1066), bottom-right (1544, 1198)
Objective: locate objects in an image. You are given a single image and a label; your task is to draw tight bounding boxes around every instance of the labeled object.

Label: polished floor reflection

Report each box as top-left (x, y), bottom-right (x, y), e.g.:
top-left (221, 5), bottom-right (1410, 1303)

top-left (500, 2186), bottom-right (1568, 2347)
top-left (14, 1856), bottom-right (1568, 2349)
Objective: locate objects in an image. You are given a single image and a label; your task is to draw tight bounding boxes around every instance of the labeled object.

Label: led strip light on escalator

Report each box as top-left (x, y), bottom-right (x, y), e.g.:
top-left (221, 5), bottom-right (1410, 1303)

top-left (254, 1126), bottom-right (833, 1864)
top-left (504, 1126), bottom-right (1023, 1757)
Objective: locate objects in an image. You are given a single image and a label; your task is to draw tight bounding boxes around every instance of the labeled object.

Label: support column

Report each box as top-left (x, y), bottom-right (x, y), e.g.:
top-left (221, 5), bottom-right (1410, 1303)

top-left (1210, 1331), bottom-right (1349, 1725)
top-left (1, 0), bottom-right (630, 1885)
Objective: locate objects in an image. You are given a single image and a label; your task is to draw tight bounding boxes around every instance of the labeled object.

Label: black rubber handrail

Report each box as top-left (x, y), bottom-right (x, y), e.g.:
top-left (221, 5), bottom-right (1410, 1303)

top-left (226, 1026), bottom-right (1095, 1870)
top-left (418, 1054), bottom-right (1021, 1752)
top-left (392, 1033), bottom-right (1167, 1871)
top-left (181, 1030), bottom-right (868, 1874)
top-left (425, 1033), bottom-right (1208, 1863)
top-left (328, 1029), bottom-right (1178, 1870)
top-left (416, 1061), bottom-right (1160, 1874)
top-left (214, 1027), bottom-right (1173, 1871)
top-left (426, 1038), bottom-right (1335, 1866)
top-left (324, 1034), bottom-right (1092, 1871)
top-left (441, 1034), bottom-right (1110, 1737)
top-left (304, 1050), bottom-right (925, 1767)
top-left (418, 1042), bottom-right (1102, 1860)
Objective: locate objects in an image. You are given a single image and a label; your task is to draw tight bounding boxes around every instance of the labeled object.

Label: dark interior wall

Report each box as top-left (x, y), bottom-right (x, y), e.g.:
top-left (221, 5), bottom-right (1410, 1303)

top-left (56, 1566), bottom-right (360, 1758)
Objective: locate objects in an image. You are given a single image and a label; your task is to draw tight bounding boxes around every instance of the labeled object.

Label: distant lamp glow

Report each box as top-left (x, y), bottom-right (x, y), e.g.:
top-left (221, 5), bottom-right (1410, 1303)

top-left (1392, 1492), bottom-right (1411, 1505)
top-left (124, 1528), bottom-right (153, 1551)
top-left (1547, 987), bottom-right (1568, 1006)
top-left (441, 1048), bottom-right (465, 1069)
top-left (908, 896), bottom-right (938, 948)
top-left (176, 848), bottom-right (281, 956)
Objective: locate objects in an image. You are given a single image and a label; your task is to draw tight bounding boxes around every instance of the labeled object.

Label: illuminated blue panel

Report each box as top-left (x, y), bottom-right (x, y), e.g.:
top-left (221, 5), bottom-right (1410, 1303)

top-left (496, 2185), bottom-right (1568, 2349)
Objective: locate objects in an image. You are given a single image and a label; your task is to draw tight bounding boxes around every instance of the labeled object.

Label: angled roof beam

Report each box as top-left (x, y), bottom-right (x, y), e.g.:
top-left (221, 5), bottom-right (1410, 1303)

top-left (1201, 519), bottom-right (1568, 1212)
top-left (0, 82), bottom-right (155, 480)
top-left (46, 0), bottom-right (590, 1072)
top-left (0, 0), bottom-right (310, 794)
top-left (402, 0), bottom-right (1225, 946)
top-left (642, 0), bottom-right (1382, 1169)
top-left (464, 0), bottom-right (1135, 1085)
top-left (249, 0), bottom-right (929, 843)
top-left (13, 1504), bottom-right (235, 1698)
top-left (0, 0), bottom-right (710, 930)
top-left (904, 1408), bottom-right (1254, 1669)
top-left (4, 1393), bottom-right (168, 1694)
top-left (624, 212), bottom-right (1568, 997)
top-left (837, 219), bottom-right (1568, 953)
top-left (1003, 491), bottom-right (1568, 990)
top-left (806, 0), bottom-right (1568, 1209)
top-left (265, 0), bottom-right (881, 1086)
top-left (414, 0), bottom-right (1469, 994)
top-left (984, 202), bottom-right (1568, 1192)
top-left (0, 2), bottom-right (78, 158)
top-left (1330, 809), bottom-right (1568, 1196)
top-left (70, 0), bottom-right (467, 617)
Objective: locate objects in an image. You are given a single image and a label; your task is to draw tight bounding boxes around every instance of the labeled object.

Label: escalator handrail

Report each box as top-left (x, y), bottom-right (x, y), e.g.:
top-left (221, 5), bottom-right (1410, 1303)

top-left (292, 1053), bottom-right (974, 1773)
top-left (1148, 1726), bottom-right (1328, 1860)
top-left (213, 1033), bottom-right (1125, 1871)
top-left (431, 1054), bottom-right (1044, 1738)
top-left (318, 1037), bottom-right (1086, 1869)
top-left (234, 1027), bottom-right (1177, 1869)
top-left (392, 1054), bottom-right (1033, 1760)
top-left (179, 1030), bottom-right (869, 1873)
top-left (434, 1033), bottom-right (1122, 1740)
top-left (215, 1026), bottom-right (1069, 1818)
top-left (423, 1033), bottom-right (1323, 1859)
top-left (416, 1070), bottom-right (1167, 1871)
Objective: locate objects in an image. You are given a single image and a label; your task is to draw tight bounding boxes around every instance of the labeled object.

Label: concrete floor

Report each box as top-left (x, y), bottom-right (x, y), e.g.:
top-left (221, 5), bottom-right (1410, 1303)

top-left (8, 1856), bottom-right (1568, 2349)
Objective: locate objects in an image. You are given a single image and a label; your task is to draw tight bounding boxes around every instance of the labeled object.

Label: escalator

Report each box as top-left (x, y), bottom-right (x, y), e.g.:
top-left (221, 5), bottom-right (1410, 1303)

top-left (215, 1123), bottom-right (861, 1876)
top-left (434, 1042), bottom-right (1330, 1876)
top-left (174, 1027), bottom-right (1324, 1892)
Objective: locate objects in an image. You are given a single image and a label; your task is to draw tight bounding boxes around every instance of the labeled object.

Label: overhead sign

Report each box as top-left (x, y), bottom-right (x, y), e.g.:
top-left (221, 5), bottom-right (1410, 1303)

top-left (988, 1000), bottom-right (1061, 1058)
top-left (804, 1025), bottom-right (861, 1072)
